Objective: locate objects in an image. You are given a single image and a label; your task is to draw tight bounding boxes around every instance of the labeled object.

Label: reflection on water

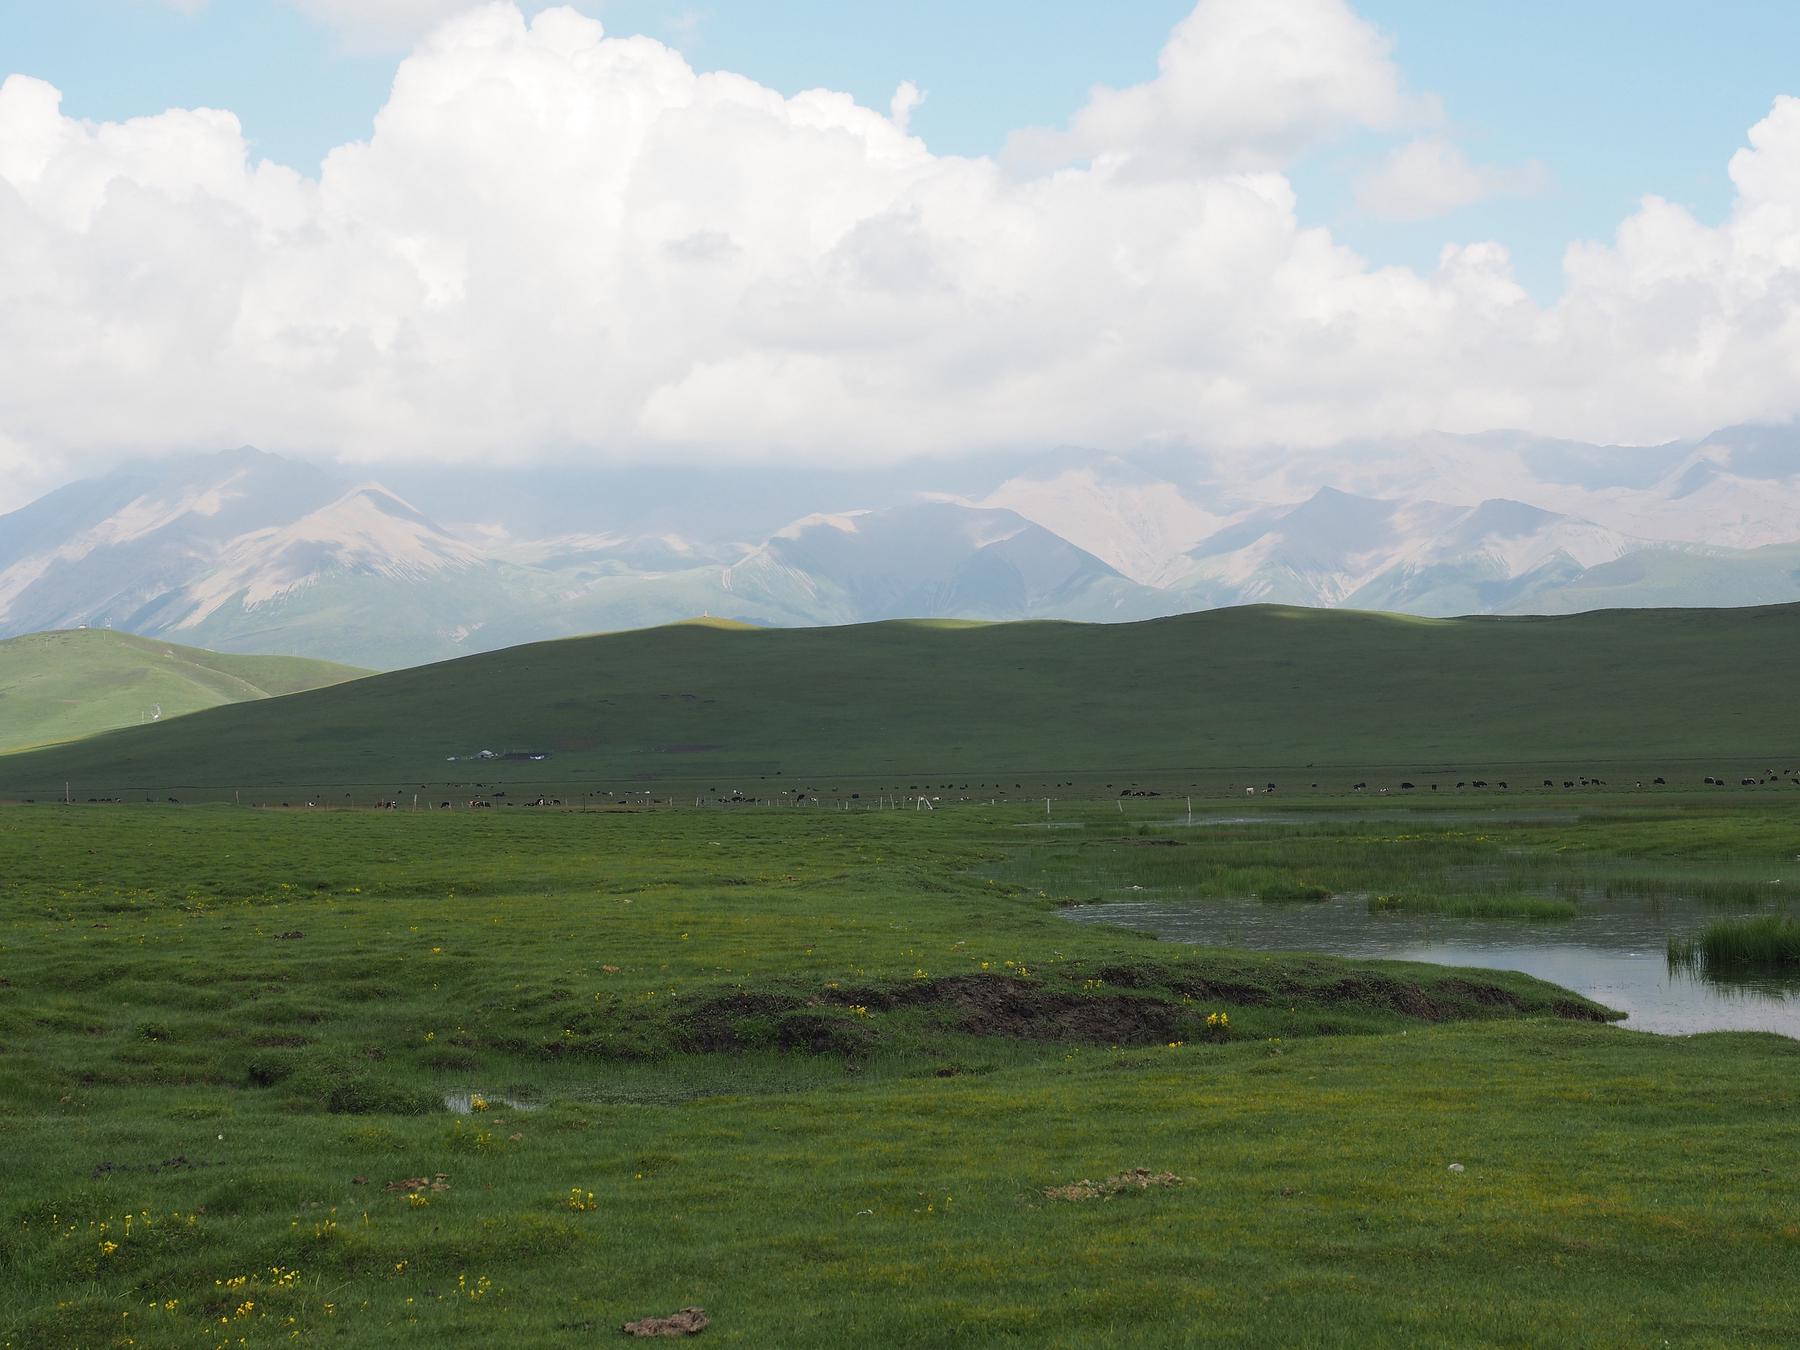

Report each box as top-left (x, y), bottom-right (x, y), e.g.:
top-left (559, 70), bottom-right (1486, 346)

top-left (443, 1089), bottom-right (541, 1115)
top-left (1064, 891), bottom-right (1800, 1038)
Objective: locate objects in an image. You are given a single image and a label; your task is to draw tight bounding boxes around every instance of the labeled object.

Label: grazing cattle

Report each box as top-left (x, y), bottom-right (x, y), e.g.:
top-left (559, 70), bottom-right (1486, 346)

top-left (1456, 781), bottom-right (1466, 789)
top-left (1400, 782), bottom-right (1415, 790)
top-left (1563, 781), bottom-right (1575, 789)
top-left (1352, 781), bottom-right (1368, 792)
top-left (1742, 777), bottom-right (1758, 787)
top-left (1653, 777), bottom-right (1665, 785)
top-left (1472, 780), bottom-right (1488, 788)
top-left (1497, 781), bottom-right (1508, 790)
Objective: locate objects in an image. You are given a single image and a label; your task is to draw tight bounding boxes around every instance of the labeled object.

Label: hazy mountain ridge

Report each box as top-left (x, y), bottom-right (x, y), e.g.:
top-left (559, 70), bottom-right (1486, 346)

top-left (1, 425), bottom-right (1797, 667)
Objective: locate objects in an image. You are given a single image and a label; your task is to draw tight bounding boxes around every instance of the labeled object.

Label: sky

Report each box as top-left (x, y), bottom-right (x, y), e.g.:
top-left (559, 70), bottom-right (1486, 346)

top-left (4, 0), bottom-right (1800, 505)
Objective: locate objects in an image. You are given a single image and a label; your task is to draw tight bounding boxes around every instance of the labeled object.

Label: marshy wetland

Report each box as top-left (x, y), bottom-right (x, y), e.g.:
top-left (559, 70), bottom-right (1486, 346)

top-left (1040, 807), bottom-right (1800, 1036)
top-left (3, 790), bottom-right (1800, 1345)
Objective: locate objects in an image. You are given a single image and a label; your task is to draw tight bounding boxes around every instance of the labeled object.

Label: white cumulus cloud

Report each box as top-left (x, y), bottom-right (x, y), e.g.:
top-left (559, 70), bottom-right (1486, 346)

top-left (3, 2), bottom-right (1800, 498)
top-left (1358, 136), bottom-right (1549, 220)
top-left (1006, 0), bottom-right (1432, 174)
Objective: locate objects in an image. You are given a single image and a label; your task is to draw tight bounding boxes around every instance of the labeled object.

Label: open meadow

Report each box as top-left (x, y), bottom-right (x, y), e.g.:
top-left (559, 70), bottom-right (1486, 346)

top-left (4, 793), bottom-right (1800, 1346)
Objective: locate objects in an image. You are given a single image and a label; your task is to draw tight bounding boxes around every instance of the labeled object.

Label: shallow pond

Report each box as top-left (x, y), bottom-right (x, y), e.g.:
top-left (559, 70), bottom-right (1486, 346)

top-left (1064, 891), bottom-right (1800, 1038)
top-left (443, 1089), bottom-right (541, 1115)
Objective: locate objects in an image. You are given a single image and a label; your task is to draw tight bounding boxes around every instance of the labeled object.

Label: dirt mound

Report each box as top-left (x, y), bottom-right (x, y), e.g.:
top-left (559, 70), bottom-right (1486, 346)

top-left (1316, 973), bottom-right (1442, 1019)
top-left (772, 1010), bottom-right (872, 1056)
top-left (945, 977), bottom-right (1183, 1044)
top-left (671, 990), bottom-right (803, 1052)
top-left (1044, 1168), bottom-right (1183, 1202)
top-left (622, 1306), bottom-right (709, 1336)
top-left (384, 1173), bottom-right (449, 1195)
top-left (1433, 976), bottom-right (1529, 1010)
top-left (823, 975), bottom-right (1183, 1045)
top-left (1170, 974), bottom-right (1276, 1005)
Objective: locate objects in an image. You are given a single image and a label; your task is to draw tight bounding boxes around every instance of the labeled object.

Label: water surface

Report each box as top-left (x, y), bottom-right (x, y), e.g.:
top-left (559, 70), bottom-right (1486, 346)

top-left (1064, 891), bottom-right (1800, 1037)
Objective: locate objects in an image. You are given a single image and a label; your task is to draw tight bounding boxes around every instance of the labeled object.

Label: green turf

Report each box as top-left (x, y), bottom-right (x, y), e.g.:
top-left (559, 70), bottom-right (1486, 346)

top-left (3, 603), bottom-right (1799, 799)
top-left (0, 629), bottom-right (368, 755)
top-left (4, 799), bottom-right (1800, 1345)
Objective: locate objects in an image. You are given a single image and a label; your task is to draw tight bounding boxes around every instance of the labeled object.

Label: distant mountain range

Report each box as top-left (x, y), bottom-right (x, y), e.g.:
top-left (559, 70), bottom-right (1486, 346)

top-left (2, 424), bottom-right (1798, 667)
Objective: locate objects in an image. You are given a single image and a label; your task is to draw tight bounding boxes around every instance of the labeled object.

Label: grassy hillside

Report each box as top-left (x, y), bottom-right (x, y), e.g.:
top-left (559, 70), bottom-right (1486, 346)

top-left (2, 603), bottom-right (1798, 795)
top-left (0, 628), bottom-right (368, 754)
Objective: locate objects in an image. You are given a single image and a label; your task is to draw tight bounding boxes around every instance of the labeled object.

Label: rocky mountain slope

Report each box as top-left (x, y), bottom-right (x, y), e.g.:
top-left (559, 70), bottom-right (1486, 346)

top-left (1, 425), bottom-right (1797, 667)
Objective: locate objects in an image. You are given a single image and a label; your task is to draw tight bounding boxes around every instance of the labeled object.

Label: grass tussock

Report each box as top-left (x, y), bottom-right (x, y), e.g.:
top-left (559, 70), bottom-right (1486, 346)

top-left (1257, 880), bottom-right (1333, 903)
top-left (1669, 915), bottom-right (1800, 973)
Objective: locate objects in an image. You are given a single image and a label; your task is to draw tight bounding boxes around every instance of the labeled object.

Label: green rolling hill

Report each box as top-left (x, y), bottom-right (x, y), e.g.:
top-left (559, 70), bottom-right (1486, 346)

top-left (0, 629), bottom-right (368, 754)
top-left (0, 604), bottom-right (1796, 797)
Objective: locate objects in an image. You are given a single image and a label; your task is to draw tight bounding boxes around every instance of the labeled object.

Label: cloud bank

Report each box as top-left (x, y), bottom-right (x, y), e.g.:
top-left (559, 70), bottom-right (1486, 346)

top-left (6, 0), bottom-right (1800, 493)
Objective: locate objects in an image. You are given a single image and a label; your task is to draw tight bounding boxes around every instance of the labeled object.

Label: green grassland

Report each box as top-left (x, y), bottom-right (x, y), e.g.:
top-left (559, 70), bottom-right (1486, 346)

top-left (4, 798), bottom-right (1800, 1345)
top-left (2, 603), bottom-right (1799, 799)
top-left (0, 630), bottom-right (367, 755)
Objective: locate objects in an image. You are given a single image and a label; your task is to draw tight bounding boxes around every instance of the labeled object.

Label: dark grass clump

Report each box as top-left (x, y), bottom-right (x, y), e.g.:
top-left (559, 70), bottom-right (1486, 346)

top-left (1257, 880), bottom-right (1333, 903)
top-left (1669, 915), bottom-right (1800, 973)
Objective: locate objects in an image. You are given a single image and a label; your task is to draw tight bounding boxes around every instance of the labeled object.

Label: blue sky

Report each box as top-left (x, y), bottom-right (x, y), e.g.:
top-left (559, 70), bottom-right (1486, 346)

top-left (8, 0), bottom-right (1799, 299)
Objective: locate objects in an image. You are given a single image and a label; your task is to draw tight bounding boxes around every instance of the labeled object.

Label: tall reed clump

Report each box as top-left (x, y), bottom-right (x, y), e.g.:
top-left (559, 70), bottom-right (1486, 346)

top-left (1669, 915), bottom-right (1800, 973)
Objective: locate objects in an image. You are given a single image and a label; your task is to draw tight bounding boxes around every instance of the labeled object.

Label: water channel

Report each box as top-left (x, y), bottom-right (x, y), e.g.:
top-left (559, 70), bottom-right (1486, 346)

top-left (1064, 889), bottom-right (1800, 1038)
